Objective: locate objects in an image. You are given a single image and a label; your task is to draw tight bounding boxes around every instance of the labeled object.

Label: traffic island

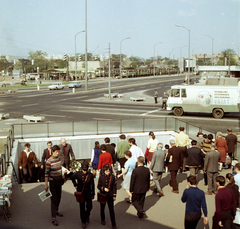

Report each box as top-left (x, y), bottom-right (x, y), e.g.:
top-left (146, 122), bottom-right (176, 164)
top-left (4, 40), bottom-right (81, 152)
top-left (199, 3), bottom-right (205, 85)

top-left (23, 115), bottom-right (45, 123)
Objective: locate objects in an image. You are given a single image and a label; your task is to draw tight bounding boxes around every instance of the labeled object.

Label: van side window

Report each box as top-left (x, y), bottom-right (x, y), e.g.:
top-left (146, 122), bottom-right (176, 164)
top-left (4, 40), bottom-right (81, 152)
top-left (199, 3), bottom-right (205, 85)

top-left (171, 89), bottom-right (180, 97)
top-left (181, 89), bottom-right (187, 98)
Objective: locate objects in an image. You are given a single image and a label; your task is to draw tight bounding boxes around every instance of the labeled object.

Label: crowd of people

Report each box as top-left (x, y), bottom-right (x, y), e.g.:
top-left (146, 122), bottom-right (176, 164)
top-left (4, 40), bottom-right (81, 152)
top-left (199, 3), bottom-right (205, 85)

top-left (17, 127), bottom-right (239, 229)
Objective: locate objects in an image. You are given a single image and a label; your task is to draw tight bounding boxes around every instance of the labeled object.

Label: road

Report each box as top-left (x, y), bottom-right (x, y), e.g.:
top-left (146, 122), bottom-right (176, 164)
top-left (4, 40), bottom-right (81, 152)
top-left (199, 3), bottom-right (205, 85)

top-left (0, 74), bottom-right (239, 135)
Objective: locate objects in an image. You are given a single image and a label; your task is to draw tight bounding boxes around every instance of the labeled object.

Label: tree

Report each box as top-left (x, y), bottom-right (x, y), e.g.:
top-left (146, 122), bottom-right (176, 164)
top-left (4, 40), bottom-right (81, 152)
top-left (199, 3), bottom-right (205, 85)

top-left (28, 50), bottom-right (48, 72)
top-left (57, 59), bottom-right (67, 68)
top-left (0, 56), bottom-right (9, 72)
top-left (217, 49), bottom-right (238, 66)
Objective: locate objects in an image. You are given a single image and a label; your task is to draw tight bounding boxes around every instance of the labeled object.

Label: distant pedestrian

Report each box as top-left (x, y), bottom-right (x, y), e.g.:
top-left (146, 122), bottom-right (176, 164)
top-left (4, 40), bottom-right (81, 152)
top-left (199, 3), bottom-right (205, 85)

top-left (164, 144), bottom-right (170, 173)
top-left (196, 132), bottom-right (203, 148)
top-left (90, 141), bottom-right (101, 177)
top-left (104, 137), bottom-right (116, 165)
top-left (97, 164), bottom-right (117, 229)
top-left (162, 92), bottom-right (168, 109)
top-left (117, 151), bottom-right (136, 203)
top-left (181, 176), bottom-right (208, 229)
top-left (149, 143), bottom-right (166, 197)
top-left (59, 138), bottom-right (75, 170)
top-left (226, 128), bottom-right (237, 161)
top-left (129, 138), bottom-right (144, 162)
top-left (212, 176), bottom-right (236, 229)
top-left (185, 140), bottom-right (205, 178)
top-left (130, 156), bottom-right (150, 219)
top-left (154, 89), bottom-right (158, 104)
top-left (166, 139), bottom-right (183, 194)
top-left (146, 131), bottom-right (159, 167)
top-left (204, 143), bottom-right (221, 195)
top-left (98, 145), bottom-right (113, 174)
top-left (116, 134), bottom-right (130, 171)
top-left (215, 132), bottom-right (228, 171)
top-left (45, 145), bottom-right (66, 226)
top-left (70, 163), bottom-right (95, 229)
top-left (175, 127), bottom-right (190, 172)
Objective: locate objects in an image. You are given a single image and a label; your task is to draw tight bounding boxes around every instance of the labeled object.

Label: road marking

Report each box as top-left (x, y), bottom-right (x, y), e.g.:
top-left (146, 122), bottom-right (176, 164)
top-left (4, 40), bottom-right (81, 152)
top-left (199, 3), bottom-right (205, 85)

top-left (93, 118), bottom-right (112, 121)
top-left (22, 103), bottom-right (38, 107)
top-left (39, 114), bottom-right (66, 118)
top-left (18, 91), bottom-right (66, 98)
top-left (140, 109), bottom-right (161, 116)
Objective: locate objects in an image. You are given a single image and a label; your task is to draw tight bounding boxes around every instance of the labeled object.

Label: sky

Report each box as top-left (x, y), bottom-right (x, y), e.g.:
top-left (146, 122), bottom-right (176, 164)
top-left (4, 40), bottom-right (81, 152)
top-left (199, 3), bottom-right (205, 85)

top-left (0, 0), bottom-right (239, 60)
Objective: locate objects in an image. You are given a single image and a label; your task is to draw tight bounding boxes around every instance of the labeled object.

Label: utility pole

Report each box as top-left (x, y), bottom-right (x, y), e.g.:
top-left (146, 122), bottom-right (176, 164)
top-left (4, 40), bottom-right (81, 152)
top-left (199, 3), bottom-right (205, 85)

top-left (85, 0), bottom-right (88, 91)
top-left (108, 43), bottom-right (111, 99)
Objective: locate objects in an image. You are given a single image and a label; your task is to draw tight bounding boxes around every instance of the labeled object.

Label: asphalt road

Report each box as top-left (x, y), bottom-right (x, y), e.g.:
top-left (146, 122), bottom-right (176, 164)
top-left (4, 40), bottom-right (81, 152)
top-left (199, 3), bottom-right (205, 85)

top-left (0, 74), bottom-right (239, 135)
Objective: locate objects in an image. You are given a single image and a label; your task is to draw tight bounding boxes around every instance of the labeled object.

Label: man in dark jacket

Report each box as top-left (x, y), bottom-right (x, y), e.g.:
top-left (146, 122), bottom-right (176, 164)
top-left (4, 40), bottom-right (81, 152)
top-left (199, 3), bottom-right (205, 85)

top-left (166, 140), bottom-right (183, 194)
top-left (226, 128), bottom-right (237, 161)
top-left (130, 156), bottom-right (150, 219)
top-left (204, 143), bottom-right (221, 195)
top-left (104, 137), bottom-right (116, 165)
top-left (59, 138), bottom-right (75, 169)
top-left (186, 140), bottom-right (205, 178)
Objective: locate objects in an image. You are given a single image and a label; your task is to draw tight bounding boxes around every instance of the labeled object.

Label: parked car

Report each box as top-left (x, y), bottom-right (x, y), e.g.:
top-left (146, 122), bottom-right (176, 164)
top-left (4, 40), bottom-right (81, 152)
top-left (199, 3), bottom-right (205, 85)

top-left (68, 81), bottom-right (83, 88)
top-left (48, 82), bottom-right (64, 90)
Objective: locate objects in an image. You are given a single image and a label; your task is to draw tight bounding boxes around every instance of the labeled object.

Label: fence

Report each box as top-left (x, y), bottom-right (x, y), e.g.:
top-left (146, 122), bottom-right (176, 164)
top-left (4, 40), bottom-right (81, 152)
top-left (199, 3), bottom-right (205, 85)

top-left (0, 117), bottom-right (239, 178)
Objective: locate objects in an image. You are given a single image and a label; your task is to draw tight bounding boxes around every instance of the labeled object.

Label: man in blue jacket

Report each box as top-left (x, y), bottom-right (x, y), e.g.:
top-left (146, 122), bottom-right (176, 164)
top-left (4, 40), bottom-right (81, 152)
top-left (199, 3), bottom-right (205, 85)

top-left (181, 175), bottom-right (208, 229)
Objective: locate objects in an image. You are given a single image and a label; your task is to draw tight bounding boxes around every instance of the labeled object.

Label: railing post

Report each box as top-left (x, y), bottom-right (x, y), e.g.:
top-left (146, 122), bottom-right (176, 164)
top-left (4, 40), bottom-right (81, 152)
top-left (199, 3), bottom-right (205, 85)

top-left (143, 118), bottom-right (145, 133)
top-left (174, 118), bottom-right (177, 132)
top-left (165, 117), bottom-right (167, 131)
top-left (47, 122), bottom-right (49, 138)
top-left (97, 120), bottom-right (99, 135)
top-left (120, 119), bottom-right (122, 134)
top-left (186, 122), bottom-right (189, 135)
top-left (72, 121), bottom-right (74, 137)
top-left (21, 123), bottom-right (23, 139)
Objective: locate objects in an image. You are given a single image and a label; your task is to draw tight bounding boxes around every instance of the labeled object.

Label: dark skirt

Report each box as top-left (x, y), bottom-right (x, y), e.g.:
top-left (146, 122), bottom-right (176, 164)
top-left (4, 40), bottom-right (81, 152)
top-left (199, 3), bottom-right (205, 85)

top-left (92, 163), bottom-right (98, 170)
top-left (147, 152), bottom-right (153, 162)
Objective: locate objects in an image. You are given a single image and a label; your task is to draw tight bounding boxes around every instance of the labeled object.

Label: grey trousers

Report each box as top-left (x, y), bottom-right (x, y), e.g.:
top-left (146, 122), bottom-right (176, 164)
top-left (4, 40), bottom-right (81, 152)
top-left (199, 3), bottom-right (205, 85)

top-left (152, 172), bottom-right (163, 191)
top-left (189, 167), bottom-right (199, 177)
top-left (207, 171), bottom-right (218, 193)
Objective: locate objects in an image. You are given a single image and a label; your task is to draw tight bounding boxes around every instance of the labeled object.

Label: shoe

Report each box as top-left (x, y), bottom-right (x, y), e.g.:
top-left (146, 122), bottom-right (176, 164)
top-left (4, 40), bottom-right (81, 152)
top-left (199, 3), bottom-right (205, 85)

top-left (82, 223), bottom-right (87, 229)
top-left (153, 188), bottom-right (158, 193)
top-left (172, 190), bottom-right (179, 194)
top-left (137, 213), bottom-right (143, 219)
top-left (52, 219), bottom-right (58, 226)
top-left (101, 220), bottom-right (106, 225)
top-left (159, 191), bottom-right (164, 197)
top-left (112, 226), bottom-right (117, 229)
top-left (205, 192), bottom-right (212, 195)
top-left (56, 212), bottom-right (63, 217)
top-left (86, 217), bottom-right (90, 223)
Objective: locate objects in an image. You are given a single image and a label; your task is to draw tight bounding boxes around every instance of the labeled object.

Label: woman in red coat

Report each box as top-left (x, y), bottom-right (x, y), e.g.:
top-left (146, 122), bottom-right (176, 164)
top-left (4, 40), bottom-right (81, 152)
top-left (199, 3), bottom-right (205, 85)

top-left (215, 132), bottom-right (228, 171)
top-left (18, 143), bottom-right (38, 183)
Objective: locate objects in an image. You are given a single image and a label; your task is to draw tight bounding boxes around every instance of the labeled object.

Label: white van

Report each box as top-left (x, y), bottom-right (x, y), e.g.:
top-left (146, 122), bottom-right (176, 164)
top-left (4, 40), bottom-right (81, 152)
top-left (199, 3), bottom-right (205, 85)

top-left (167, 82), bottom-right (240, 118)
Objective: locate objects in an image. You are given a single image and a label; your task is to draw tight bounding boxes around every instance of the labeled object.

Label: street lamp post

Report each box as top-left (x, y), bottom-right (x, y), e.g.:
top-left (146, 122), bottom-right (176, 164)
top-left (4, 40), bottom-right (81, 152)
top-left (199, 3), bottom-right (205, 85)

top-left (154, 42), bottom-right (162, 76)
top-left (120, 37), bottom-right (130, 79)
top-left (75, 30), bottom-right (85, 80)
top-left (232, 43), bottom-right (239, 65)
top-left (176, 24), bottom-right (190, 85)
top-left (202, 33), bottom-right (214, 66)
top-left (85, 0), bottom-right (88, 91)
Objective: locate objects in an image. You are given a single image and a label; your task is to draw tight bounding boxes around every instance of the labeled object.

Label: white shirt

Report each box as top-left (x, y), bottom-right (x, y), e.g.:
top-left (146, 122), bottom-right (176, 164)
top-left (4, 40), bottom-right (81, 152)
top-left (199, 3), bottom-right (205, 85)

top-left (148, 138), bottom-right (159, 152)
top-left (24, 149), bottom-right (32, 158)
top-left (130, 145), bottom-right (144, 162)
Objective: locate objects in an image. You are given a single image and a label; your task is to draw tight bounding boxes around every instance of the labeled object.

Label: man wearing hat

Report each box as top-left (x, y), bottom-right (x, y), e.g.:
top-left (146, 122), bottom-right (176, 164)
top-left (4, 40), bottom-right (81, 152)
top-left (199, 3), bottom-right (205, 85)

top-left (70, 162), bottom-right (95, 229)
top-left (162, 92), bottom-right (168, 110)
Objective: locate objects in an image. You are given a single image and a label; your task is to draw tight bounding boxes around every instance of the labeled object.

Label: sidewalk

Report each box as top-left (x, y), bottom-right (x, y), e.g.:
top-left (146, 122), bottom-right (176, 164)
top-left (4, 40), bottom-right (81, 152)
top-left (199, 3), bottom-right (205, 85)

top-left (1, 169), bottom-right (236, 229)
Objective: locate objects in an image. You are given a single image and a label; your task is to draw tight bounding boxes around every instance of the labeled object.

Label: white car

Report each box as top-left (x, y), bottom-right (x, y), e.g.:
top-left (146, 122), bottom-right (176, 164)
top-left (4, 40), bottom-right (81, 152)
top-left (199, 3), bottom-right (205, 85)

top-left (48, 82), bottom-right (64, 90)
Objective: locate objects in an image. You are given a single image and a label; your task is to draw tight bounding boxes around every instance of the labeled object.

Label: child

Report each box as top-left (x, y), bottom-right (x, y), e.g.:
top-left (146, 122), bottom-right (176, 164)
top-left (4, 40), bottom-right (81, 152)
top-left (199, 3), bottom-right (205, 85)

top-left (164, 144), bottom-right (170, 173)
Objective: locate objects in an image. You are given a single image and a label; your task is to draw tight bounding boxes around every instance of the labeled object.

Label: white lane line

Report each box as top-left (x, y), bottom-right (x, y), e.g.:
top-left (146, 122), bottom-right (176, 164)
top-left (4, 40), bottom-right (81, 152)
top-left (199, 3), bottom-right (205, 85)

top-left (140, 109), bottom-right (160, 116)
top-left (22, 103), bottom-right (38, 107)
top-left (18, 91), bottom-right (66, 98)
top-left (93, 118), bottom-right (112, 121)
top-left (52, 95), bottom-right (88, 103)
top-left (39, 114), bottom-right (66, 118)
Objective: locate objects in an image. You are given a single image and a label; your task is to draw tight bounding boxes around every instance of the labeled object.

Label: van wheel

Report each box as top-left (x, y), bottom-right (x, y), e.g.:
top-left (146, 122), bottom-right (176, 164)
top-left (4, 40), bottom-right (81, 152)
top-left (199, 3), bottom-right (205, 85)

top-left (173, 107), bottom-right (184, 116)
top-left (212, 108), bottom-right (224, 119)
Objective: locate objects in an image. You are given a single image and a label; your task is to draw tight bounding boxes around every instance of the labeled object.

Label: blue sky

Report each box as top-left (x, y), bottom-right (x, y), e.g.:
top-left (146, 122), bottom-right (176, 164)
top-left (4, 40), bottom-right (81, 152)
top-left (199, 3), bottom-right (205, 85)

top-left (0, 0), bottom-right (239, 59)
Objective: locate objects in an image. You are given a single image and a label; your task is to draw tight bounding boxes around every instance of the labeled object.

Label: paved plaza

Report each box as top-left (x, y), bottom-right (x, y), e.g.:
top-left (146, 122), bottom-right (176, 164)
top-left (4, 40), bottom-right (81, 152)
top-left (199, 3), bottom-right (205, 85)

top-left (1, 168), bottom-right (239, 229)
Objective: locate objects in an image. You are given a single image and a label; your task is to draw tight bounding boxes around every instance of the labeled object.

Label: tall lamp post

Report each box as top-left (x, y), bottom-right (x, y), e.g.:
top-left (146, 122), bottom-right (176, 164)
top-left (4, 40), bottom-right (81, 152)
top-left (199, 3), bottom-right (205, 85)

top-left (202, 33), bottom-right (214, 66)
top-left (232, 43), bottom-right (239, 65)
top-left (75, 30), bottom-right (85, 80)
top-left (120, 37), bottom-right (130, 79)
top-left (176, 24), bottom-right (190, 85)
top-left (85, 0), bottom-right (88, 91)
top-left (154, 42), bottom-right (162, 76)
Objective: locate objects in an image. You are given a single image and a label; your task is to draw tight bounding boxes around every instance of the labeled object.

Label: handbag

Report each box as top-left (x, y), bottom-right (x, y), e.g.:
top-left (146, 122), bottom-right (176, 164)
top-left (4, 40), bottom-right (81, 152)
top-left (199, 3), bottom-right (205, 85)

top-left (74, 174), bottom-right (88, 203)
top-left (97, 175), bottom-right (112, 204)
top-left (169, 155), bottom-right (173, 163)
top-left (233, 209), bottom-right (240, 225)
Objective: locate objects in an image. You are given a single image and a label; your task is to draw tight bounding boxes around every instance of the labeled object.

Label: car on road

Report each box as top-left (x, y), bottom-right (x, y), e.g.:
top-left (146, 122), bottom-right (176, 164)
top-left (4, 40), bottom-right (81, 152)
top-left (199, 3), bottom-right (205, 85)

top-left (68, 81), bottom-right (83, 88)
top-left (48, 82), bottom-right (64, 90)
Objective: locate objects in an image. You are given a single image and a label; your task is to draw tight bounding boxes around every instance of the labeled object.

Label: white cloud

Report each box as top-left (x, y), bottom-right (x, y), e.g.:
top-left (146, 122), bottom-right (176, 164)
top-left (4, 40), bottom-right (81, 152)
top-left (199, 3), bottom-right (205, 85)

top-left (178, 9), bottom-right (197, 17)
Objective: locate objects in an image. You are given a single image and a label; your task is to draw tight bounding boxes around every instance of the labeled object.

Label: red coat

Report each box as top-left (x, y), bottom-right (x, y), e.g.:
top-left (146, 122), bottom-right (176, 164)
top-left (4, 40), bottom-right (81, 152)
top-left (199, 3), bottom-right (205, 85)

top-left (215, 137), bottom-right (228, 163)
top-left (18, 150), bottom-right (38, 169)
